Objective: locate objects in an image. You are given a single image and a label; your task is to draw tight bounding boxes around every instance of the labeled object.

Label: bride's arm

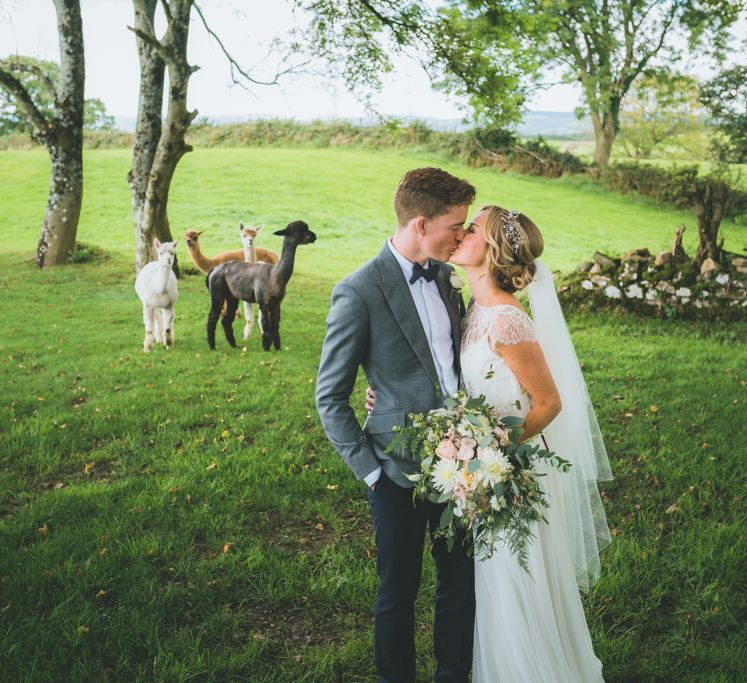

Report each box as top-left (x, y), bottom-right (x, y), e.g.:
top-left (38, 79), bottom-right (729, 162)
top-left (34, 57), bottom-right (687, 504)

top-left (495, 341), bottom-right (561, 442)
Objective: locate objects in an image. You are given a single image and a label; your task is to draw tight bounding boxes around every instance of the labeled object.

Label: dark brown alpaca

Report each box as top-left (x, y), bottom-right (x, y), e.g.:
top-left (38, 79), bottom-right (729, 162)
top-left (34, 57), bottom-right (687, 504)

top-left (206, 220), bottom-right (316, 351)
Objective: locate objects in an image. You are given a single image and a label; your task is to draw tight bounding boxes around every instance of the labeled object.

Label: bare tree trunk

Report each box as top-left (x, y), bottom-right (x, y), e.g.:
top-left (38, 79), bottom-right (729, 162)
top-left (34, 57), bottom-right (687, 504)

top-left (128, 0), bottom-right (197, 275)
top-left (39, 140), bottom-right (83, 266)
top-left (129, 0), bottom-right (167, 273)
top-left (0, 0), bottom-right (84, 267)
top-left (591, 112), bottom-right (616, 166)
top-left (692, 178), bottom-right (730, 268)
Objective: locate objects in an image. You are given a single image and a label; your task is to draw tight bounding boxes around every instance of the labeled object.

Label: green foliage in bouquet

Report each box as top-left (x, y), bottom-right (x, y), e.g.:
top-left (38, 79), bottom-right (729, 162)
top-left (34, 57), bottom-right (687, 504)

top-left (386, 392), bottom-right (571, 571)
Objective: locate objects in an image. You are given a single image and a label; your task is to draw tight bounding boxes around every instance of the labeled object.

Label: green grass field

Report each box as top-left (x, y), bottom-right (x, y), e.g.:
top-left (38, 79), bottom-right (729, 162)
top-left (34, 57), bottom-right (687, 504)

top-left (1, 147), bottom-right (745, 682)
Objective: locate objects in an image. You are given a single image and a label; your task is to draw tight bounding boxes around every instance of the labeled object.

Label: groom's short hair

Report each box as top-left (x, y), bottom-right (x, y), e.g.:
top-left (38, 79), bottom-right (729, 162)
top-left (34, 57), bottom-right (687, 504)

top-left (394, 167), bottom-right (476, 227)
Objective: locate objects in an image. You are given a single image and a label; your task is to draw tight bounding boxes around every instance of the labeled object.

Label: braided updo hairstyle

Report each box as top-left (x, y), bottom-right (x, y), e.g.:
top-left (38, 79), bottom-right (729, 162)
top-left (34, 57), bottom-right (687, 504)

top-left (481, 205), bottom-right (544, 292)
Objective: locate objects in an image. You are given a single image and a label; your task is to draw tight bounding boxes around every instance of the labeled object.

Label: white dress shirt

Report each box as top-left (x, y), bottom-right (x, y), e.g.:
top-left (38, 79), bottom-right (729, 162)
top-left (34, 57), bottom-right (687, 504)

top-left (365, 240), bottom-right (458, 488)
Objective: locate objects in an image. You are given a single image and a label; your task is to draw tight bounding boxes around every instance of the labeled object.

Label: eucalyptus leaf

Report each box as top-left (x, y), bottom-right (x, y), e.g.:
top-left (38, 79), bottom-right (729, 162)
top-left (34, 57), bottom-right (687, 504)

top-left (467, 459), bottom-right (481, 474)
top-left (466, 413), bottom-right (483, 427)
top-left (439, 505), bottom-right (453, 529)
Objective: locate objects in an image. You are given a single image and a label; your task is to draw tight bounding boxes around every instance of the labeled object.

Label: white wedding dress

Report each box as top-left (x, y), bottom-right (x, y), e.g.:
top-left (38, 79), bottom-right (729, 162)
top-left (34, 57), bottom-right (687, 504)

top-left (461, 302), bottom-right (605, 683)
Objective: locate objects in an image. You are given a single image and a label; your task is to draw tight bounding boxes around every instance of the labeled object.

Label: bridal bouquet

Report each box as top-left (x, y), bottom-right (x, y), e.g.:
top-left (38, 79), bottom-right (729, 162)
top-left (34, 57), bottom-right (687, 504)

top-left (386, 392), bottom-right (571, 571)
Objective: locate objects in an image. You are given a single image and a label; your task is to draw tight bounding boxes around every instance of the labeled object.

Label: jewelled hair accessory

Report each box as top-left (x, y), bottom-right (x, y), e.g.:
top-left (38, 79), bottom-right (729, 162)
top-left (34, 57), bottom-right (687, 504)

top-left (501, 210), bottom-right (524, 252)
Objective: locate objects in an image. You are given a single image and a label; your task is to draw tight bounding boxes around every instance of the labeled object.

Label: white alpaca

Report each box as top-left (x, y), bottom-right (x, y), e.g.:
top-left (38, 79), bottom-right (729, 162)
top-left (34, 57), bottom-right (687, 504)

top-left (135, 238), bottom-right (179, 352)
top-left (240, 223), bottom-right (276, 340)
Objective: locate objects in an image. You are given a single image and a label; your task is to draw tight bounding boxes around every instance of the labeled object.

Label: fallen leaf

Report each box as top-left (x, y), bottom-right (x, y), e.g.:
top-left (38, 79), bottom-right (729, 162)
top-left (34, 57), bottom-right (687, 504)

top-left (649, 405), bottom-right (658, 413)
top-left (37, 523), bottom-right (48, 537)
top-left (84, 462), bottom-right (94, 475)
top-left (99, 548), bottom-right (107, 557)
top-left (206, 461), bottom-right (217, 470)
top-left (325, 484), bottom-right (338, 491)
top-left (95, 590), bottom-right (109, 600)
top-left (314, 523), bottom-right (324, 531)
top-left (222, 543), bottom-right (233, 555)
top-left (665, 504), bottom-right (680, 514)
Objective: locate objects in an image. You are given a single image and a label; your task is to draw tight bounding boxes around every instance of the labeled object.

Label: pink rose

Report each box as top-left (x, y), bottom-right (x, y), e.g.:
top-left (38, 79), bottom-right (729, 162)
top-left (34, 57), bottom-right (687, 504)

top-left (457, 444), bottom-right (475, 461)
top-left (461, 437), bottom-right (477, 449)
top-left (435, 439), bottom-right (458, 460)
top-left (453, 485), bottom-right (468, 503)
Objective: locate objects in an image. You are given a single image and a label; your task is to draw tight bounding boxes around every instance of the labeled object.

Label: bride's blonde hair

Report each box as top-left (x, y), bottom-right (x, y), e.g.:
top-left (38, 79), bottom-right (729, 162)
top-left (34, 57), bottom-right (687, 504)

top-left (480, 205), bottom-right (544, 292)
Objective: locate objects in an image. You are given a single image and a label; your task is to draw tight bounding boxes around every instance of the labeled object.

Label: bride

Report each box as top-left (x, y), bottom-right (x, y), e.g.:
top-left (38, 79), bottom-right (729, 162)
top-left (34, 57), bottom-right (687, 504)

top-left (449, 205), bottom-right (613, 682)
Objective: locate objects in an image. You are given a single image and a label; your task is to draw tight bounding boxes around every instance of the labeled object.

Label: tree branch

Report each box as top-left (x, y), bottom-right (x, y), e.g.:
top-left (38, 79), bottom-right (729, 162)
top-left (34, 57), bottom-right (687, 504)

top-left (193, 2), bottom-right (314, 88)
top-left (0, 64), bottom-right (51, 140)
top-left (126, 24), bottom-right (170, 63)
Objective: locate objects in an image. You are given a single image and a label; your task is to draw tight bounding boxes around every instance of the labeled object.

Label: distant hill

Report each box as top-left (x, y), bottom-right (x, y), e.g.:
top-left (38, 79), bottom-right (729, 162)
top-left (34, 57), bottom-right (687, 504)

top-left (113, 111), bottom-right (593, 139)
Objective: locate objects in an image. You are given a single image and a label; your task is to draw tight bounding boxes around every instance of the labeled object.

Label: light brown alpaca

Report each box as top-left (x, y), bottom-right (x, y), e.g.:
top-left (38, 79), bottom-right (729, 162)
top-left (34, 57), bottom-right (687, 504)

top-left (183, 229), bottom-right (245, 273)
top-left (240, 223), bottom-right (280, 340)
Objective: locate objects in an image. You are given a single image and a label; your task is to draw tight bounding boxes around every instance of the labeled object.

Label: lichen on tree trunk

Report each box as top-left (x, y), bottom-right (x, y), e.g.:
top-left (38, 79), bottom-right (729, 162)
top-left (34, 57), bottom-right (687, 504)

top-left (37, 143), bottom-right (83, 266)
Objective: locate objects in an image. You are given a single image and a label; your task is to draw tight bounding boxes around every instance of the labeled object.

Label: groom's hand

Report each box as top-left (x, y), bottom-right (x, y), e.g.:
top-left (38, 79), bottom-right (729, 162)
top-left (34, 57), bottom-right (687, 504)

top-left (365, 386), bottom-right (376, 414)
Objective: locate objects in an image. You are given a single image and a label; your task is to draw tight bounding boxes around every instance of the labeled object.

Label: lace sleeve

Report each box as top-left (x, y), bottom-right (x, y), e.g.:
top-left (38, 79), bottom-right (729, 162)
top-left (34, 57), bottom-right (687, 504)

top-left (487, 306), bottom-right (537, 347)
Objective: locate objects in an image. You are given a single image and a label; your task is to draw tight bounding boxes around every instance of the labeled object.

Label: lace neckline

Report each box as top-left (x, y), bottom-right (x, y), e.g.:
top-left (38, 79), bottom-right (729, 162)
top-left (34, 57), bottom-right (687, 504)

top-left (472, 301), bottom-right (524, 312)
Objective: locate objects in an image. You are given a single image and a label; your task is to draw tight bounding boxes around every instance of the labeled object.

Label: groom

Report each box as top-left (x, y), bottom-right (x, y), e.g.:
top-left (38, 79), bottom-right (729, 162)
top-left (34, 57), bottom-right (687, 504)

top-left (316, 167), bottom-right (476, 683)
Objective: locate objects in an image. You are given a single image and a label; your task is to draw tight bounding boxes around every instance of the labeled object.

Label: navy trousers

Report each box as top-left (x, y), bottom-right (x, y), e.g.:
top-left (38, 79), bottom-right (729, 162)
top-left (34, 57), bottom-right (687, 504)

top-left (368, 472), bottom-right (475, 683)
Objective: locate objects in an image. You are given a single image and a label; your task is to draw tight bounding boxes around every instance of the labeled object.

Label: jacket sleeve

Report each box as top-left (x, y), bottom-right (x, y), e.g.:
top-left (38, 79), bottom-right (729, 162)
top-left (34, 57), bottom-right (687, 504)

top-left (315, 281), bottom-right (380, 480)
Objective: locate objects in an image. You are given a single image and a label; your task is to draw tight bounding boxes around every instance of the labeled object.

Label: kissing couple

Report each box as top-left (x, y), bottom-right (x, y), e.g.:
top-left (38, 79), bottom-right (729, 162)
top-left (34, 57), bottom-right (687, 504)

top-left (316, 167), bottom-right (613, 682)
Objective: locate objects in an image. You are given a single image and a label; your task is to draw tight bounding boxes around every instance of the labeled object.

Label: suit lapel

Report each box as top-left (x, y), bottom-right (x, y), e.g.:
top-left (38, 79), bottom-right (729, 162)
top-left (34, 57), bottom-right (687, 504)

top-left (377, 244), bottom-right (440, 386)
top-left (434, 264), bottom-right (463, 374)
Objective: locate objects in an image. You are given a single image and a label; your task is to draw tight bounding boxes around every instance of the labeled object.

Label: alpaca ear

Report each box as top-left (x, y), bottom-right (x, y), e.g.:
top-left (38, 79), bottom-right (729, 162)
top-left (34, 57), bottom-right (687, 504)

top-left (173, 240), bottom-right (178, 248)
top-left (197, 230), bottom-right (205, 236)
top-left (273, 228), bottom-right (287, 236)
top-left (153, 238), bottom-right (162, 250)
top-left (239, 221), bottom-right (244, 229)
top-left (257, 224), bottom-right (264, 233)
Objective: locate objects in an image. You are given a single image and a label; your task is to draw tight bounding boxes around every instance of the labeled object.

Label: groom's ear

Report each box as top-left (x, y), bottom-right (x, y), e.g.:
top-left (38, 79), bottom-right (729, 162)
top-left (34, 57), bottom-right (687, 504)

top-left (414, 215), bottom-right (427, 236)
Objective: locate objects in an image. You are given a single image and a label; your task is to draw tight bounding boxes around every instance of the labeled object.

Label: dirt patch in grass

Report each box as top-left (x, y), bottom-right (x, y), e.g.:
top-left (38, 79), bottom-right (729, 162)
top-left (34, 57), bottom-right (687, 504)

top-left (244, 600), bottom-right (372, 647)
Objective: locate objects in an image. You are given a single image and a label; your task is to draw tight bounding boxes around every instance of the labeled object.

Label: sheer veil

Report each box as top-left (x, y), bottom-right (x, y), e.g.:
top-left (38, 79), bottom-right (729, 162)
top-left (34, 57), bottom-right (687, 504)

top-left (527, 259), bottom-right (613, 591)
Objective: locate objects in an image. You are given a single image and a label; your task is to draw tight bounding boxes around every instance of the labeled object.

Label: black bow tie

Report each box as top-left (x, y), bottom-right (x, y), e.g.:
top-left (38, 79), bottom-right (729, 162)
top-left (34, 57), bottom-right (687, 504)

top-left (409, 261), bottom-right (440, 285)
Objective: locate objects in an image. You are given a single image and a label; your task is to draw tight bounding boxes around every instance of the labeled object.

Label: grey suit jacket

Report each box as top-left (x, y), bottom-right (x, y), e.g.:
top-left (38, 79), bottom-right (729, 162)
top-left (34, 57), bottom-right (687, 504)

top-left (315, 242), bottom-right (466, 488)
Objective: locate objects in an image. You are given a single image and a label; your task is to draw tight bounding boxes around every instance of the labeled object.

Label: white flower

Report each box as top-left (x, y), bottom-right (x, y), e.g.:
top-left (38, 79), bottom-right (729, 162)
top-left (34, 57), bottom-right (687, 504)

top-left (456, 418), bottom-right (473, 437)
top-left (681, 298), bottom-right (690, 305)
top-left (675, 287), bottom-right (692, 298)
top-left (490, 495), bottom-right (507, 511)
top-left (581, 279), bottom-right (594, 290)
top-left (715, 273), bottom-right (730, 285)
top-left (625, 283), bottom-right (643, 299)
top-left (449, 272), bottom-right (465, 290)
top-left (477, 447), bottom-right (513, 488)
top-left (645, 290), bottom-right (658, 301)
top-left (432, 459), bottom-right (459, 493)
top-left (604, 285), bottom-right (622, 299)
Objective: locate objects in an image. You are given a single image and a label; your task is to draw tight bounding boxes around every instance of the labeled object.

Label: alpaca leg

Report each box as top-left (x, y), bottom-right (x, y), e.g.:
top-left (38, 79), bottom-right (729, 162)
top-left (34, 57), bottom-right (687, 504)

top-left (154, 310), bottom-right (164, 344)
top-left (272, 305), bottom-right (281, 351)
top-left (163, 307), bottom-right (175, 348)
top-left (143, 305), bottom-right (155, 352)
top-left (260, 306), bottom-right (273, 352)
top-left (207, 295), bottom-right (224, 350)
top-left (221, 295), bottom-right (240, 348)
top-left (243, 301), bottom-right (254, 340)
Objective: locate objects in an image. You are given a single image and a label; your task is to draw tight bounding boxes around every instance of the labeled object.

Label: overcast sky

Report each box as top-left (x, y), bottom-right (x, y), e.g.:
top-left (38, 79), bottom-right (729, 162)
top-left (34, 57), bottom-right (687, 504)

top-left (0, 0), bottom-right (584, 122)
